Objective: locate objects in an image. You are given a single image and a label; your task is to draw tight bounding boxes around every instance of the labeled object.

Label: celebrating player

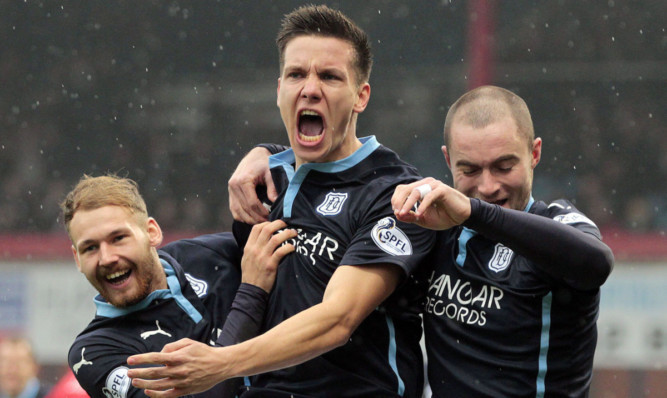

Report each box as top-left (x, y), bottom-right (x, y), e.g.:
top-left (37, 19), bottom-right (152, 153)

top-left (127, 5), bottom-right (434, 397)
top-left (392, 85), bottom-right (614, 397)
top-left (62, 174), bottom-right (295, 398)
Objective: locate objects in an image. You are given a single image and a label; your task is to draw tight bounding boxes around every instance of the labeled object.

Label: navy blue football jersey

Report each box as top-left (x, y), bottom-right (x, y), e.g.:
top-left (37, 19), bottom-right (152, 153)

top-left (425, 198), bottom-right (604, 398)
top-left (68, 232), bottom-right (241, 398)
top-left (244, 136), bottom-right (435, 397)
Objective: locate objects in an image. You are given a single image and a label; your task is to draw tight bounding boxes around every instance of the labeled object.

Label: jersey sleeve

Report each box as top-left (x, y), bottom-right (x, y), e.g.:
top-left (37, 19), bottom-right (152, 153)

top-left (256, 143), bottom-right (290, 155)
top-left (341, 178), bottom-right (435, 277)
top-left (463, 198), bottom-right (614, 290)
top-left (216, 283), bottom-right (268, 346)
top-left (69, 335), bottom-right (149, 398)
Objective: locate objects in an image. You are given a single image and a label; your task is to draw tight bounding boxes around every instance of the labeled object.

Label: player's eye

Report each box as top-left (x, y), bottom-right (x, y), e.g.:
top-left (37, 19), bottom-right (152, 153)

top-left (81, 244), bottom-right (97, 254)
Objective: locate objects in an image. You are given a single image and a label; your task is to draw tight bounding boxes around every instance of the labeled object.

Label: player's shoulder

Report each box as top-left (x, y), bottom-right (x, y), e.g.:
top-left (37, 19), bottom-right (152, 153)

top-left (161, 231), bottom-right (238, 254)
top-left (160, 232), bottom-right (241, 267)
top-left (69, 325), bottom-right (136, 366)
top-left (358, 145), bottom-right (422, 189)
top-left (538, 199), bottom-right (598, 229)
top-left (69, 328), bottom-right (139, 398)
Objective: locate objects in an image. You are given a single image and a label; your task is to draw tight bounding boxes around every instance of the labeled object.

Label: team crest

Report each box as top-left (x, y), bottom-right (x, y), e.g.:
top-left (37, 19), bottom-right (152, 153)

top-left (186, 273), bottom-right (208, 297)
top-left (102, 366), bottom-right (131, 398)
top-left (371, 217), bottom-right (413, 256)
top-left (316, 192), bottom-right (348, 216)
top-left (488, 243), bottom-right (513, 272)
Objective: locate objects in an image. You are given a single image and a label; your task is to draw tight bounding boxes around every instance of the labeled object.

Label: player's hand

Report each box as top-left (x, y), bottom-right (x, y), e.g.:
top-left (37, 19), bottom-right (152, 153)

top-left (242, 220), bottom-right (297, 293)
top-left (127, 338), bottom-right (227, 398)
top-left (391, 177), bottom-right (471, 230)
top-left (228, 147), bottom-right (277, 224)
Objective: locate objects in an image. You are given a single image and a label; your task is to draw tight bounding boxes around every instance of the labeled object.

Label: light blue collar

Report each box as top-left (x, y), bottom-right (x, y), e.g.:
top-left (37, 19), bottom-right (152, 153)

top-left (269, 136), bottom-right (380, 217)
top-left (268, 135), bottom-right (380, 178)
top-left (94, 259), bottom-right (202, 323)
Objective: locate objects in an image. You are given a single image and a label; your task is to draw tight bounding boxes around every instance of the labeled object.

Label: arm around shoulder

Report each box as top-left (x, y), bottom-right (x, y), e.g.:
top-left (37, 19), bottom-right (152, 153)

top-left (127, 263), bottom-right (403, 397)
top-left (464, 198), bottom-right (614, 290)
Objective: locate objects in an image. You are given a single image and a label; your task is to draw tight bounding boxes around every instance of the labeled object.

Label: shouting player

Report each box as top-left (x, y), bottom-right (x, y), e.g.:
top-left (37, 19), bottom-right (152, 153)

top-left (128, 5), bottom-right (434, 397)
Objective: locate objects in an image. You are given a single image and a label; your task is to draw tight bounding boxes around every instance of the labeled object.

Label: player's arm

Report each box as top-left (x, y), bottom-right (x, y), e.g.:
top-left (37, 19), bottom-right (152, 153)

top-left (393, 178), bottom-right (614, 290)
top-left (69, 341), bottom-right (149, 398)
top-left (218, 220), bottom-right (296, 346)
top-left (228, 144), bottom-right (287, 224)
top-left (462, 198), bottom-right (614, 290)
top-left (126, 263), bottom-right (403, 398)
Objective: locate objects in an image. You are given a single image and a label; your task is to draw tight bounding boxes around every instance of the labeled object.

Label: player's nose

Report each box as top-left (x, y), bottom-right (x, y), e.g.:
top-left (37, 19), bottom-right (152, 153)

top-left (476, 170), bottom-right (500, 197)
top-left (98, 242), bottom-right (119, 266)
top-left (301, 73), bottom-right (322, 100)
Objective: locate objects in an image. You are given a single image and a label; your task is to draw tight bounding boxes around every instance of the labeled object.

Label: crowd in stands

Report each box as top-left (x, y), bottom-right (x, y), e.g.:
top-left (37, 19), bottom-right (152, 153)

top-left (1, 1), bottom-right (664, 234)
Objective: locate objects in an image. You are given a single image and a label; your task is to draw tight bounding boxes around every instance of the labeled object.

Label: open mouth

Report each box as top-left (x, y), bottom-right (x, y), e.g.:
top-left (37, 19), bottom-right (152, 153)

top-left (105, 270), bottom-right (131, 286)
top-left (491, 199), bottom-right (508, 207)
top-left (298, 110), bottom-right (324, 143)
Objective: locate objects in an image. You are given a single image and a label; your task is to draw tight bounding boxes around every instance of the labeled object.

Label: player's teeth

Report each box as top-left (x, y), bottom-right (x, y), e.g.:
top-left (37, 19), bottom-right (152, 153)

top-left (299, 133), bottom-right (321, 142)
top-left (107, 271), bottom-right (126, 280)
top-left (300, 110), bottom-right (319, 116)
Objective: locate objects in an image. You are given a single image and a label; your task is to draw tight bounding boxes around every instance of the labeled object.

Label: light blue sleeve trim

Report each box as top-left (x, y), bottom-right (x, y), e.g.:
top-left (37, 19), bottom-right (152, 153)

top-left (535, 291), bottom-right (552, 398)
top-left (384, 313), bottom-right (406, 396)
top-left (94, 260), bottom-right (203, 323)
top-left (278, 136), bottom-right (380, 218)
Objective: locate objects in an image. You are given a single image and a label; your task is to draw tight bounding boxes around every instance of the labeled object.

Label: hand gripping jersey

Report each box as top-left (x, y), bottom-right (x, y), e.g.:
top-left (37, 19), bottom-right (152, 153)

top-left (244, 136), bottom-right (435, 397)
top-left (425, 198), bottom-right (609, 398)
top-left (68, 232), bottom-right (241, 398)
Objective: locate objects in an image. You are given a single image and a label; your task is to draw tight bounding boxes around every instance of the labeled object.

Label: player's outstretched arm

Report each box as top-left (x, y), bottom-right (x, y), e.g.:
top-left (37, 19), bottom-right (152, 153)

top-left (392, 177), bottom-right (471, 230)
top-left (126, 263), bottom-right (403, 398)
top-left (464, 199), bottom-right (614, 290)
top-left (228, 146), bottom-right (276, 224)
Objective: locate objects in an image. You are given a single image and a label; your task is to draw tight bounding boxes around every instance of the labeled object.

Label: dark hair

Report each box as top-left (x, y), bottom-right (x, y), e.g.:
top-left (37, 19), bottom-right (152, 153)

top-left (276, 4), bottom-right (372, 85)
top-left (444, 85), bottom-right (534, 149)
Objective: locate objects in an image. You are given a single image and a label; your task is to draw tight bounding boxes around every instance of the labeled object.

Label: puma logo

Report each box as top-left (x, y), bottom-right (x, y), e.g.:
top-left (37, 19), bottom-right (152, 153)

top-left (140, 320), bottom-right (172, 339)
top-left (73, 347), bottom-right (93, 374)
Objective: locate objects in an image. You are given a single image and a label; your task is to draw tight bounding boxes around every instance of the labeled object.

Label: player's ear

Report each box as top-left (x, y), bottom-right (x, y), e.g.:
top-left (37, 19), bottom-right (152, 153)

top-left (146, 217), bottom-right (163, 248)
top-left (71, 245), bottom-right (82, 272)
top-left (276, 77), bottom-right (282, 107)
top-left (353, 82), bottom-right (371, 113)
top-left (531, 137), bottom-right (542, 169)
top-left (442, 145), bottom-right (452, 169)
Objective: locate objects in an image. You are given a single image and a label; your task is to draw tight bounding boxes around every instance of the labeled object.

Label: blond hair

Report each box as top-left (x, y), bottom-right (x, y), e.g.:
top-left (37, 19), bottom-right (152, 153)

top-left (61, 174), bottom-right (147, 239)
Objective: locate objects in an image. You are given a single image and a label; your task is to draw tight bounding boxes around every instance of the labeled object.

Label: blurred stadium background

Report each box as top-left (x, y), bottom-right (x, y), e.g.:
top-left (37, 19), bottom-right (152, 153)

top-left (0, 1), bottom-right (665, 396)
